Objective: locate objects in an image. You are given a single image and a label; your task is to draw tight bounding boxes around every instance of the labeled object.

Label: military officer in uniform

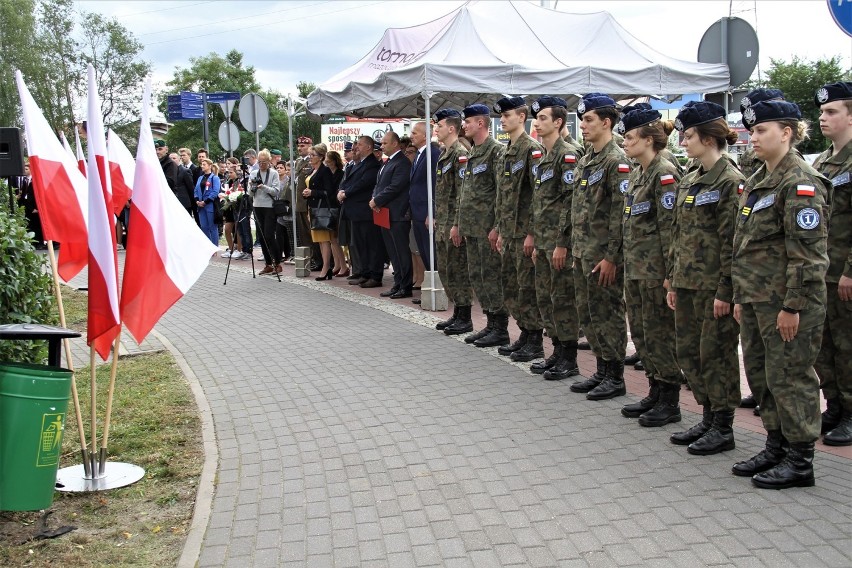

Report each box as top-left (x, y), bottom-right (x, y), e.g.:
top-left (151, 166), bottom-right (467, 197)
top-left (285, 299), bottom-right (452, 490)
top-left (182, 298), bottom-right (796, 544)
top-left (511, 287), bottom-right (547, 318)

top-left (527, 96), bottom-right (583, 380)
top-left (568, 93), bottom-right (631, 400)
top-left (732, 100), bottom-right (831, 489)
top-left (666, 102), bottom-right (744, 454)
top-left (294, 136), bottom-right (317, 268)
top-left (433, 109), bottom-right (475, 336)
top-left (812, 81), bottom-right (852, 446)
top-left (453, 104), bottom-right (508, 346)
top-left (491, 96), bottom-right (546, 362)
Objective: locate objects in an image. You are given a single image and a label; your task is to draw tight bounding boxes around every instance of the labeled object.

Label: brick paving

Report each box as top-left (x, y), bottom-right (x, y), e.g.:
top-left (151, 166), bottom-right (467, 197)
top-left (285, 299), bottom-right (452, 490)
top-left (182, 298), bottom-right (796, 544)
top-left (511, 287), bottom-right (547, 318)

top-left (60, 254), bottom-right (852, 566)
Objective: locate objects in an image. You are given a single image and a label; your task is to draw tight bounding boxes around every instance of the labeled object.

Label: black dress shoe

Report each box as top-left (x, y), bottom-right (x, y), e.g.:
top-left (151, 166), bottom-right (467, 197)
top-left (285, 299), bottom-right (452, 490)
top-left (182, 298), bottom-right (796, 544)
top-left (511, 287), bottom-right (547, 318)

top-left (349, 277), bottom-right (368, 285)
top-left (360, 279), bottom-right (382, 288)
top-left (390, 289), bottom-right (413, 299)
top-left (412, 298), bottom-right (421, 305)
top-left (380, 288), bottom-right (400, 297)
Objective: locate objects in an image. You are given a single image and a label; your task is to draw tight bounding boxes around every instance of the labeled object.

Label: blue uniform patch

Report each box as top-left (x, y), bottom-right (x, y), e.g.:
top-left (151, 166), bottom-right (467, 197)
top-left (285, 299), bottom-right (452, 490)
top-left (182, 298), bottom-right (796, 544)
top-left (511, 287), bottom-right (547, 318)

top-left (660, 191), bottom-right (676, 210)
top-left (695, 190), bottom-right (720, 206)
top-left (631, 201), bottom-right (651, 215)
top-left (563, 170), bottom-right (574, 184)
top-left (441, 163), bottom-right (452, 174)
top-left (459, 167), bottom-right (466, 179)
top-left (511, 160), bottom-right (524, 174)
top-left (587, 170), bottom-right (604, 185)
top-left (832, 172), bottom-right (850, 187)
top-left (796, 207), bottom-right (820, 230)
top-left (752, 194), bottom-right (775, 212)
top-left (619, 179), bottom-right (629, 194)
top-left (472, 163), bottom-right (487, 175)
top-left (541, 169), bottom-right (554, 182)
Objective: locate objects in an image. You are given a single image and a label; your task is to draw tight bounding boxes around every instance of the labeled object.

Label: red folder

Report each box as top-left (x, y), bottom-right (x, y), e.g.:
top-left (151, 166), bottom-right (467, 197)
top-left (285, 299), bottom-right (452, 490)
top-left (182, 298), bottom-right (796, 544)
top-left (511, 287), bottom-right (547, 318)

top-left (373, 207), bottom-right (390, 229)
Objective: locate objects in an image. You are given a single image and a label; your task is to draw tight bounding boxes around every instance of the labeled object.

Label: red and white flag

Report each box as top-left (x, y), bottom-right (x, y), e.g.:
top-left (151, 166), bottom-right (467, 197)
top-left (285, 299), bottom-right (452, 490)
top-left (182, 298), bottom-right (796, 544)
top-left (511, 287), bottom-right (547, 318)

top-left (74, 128), bottom-right (87, 177)
top-left (15, 70), bottom-right (88, 281)
top-left (107, 129), bottom-right (134, 215)
top-left (120, 79), bottom-right (217, 344)
top-left (59, 131), bottom-right (74, 160)
top-left (85, 64), bottom-right (121, 360)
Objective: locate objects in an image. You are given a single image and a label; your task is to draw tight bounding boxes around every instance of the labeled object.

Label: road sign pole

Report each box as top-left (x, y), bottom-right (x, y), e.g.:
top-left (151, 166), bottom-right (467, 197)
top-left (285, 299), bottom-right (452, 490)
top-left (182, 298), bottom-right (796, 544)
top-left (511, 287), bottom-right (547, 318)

top-left (202, 92), bottom-right (210, 153)
top-left (253, 95), bottom-right (260, 151)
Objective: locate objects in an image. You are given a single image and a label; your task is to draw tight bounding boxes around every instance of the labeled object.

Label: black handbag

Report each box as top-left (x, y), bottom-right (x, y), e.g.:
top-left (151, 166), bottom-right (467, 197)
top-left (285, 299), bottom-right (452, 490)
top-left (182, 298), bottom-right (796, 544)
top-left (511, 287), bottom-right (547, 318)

top-left (310, 197), bottom-right (339, 231)
top-left (273, 198), bottom-right (291, 217)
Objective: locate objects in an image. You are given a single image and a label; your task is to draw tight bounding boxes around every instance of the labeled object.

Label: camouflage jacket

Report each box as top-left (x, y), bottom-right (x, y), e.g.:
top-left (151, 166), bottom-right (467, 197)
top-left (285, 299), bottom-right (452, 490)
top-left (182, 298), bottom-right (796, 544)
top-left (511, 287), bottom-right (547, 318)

top-left (294, 156), bottom-right (314, 213)
top-left (530, 137), bottom-right (578, 249)
top-left (623, 154), bottom-right (679, 280)
top-left (669, 156), bottom-right (744, 301)
top-left (660, 148), bottom-right (684, 176)
top-left (435, 140), bottom-right (468, 241)
top-left (732, 150), bottom-right (831, 309)
top-left (571, 138), bottom-right (631, 263)
top-left (812, 139), bottom-right (852, 282)
top-left (456, 136), bottom-right (505, 238)
top-left (495, 132), bottom-right (542, 239)
top-left (738, 147), bottom-right (763, 181)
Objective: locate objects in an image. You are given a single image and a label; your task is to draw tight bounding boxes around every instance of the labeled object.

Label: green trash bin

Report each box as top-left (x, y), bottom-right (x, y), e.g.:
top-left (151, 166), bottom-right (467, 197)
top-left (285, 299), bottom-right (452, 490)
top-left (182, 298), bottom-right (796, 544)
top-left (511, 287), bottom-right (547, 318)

top-left (0, 362), bottom-right (72, 511)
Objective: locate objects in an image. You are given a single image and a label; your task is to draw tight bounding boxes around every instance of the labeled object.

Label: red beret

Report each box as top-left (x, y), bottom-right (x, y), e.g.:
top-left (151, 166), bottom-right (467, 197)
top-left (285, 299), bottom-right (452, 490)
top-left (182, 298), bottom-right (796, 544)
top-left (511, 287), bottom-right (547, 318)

top-left (297, 136), bottom-right (313, 145)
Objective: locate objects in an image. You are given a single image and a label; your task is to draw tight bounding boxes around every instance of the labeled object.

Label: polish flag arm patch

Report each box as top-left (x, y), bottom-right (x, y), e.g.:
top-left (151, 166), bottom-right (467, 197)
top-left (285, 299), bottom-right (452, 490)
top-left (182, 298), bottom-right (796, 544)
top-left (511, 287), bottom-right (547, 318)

top-left (618, 163), bottom-right (630, 173)
top-left (660, 174), bottom-right (675, 185)
top-left (737, 183), bottom-right (744, 195)
top-left (458, 155), bottom-right (468, 164)
top-left (564, 154), bottom-right (576, 163)
top-left (796, 184), bottom-right (815, 197)
top-left (531, 149), bottom-right (542, 159)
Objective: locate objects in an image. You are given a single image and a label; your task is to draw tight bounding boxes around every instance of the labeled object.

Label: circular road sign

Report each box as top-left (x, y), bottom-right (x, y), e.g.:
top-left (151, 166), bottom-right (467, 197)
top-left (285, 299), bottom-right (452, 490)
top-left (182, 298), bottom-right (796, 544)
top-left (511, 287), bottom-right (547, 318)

top-left (698, 17), bottom-right (759, 88)
top-left (238, 93), bottom-right (269, 133)
top-left (218, 121), bottom-right (240, 152)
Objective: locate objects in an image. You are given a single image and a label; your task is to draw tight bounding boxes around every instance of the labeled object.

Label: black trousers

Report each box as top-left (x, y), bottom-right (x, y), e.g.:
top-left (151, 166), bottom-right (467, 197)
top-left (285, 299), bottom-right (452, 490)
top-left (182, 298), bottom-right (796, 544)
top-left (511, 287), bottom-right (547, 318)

top-left (255, 206), bottom-right (281, 265)
top-left (351, 219), bottom-right (385, 281)
top-left (382, 219), bottom-right (413, 292)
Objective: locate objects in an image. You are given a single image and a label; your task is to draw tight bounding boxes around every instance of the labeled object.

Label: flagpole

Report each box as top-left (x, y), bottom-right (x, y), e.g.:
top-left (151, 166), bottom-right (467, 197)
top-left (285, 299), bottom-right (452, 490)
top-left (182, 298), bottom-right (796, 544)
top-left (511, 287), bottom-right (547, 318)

top-left (98, 331), bottom-right (122, 474)
top-left (89, 346), bottom-right (98, 477)
top-left (46, 240), bottom-right (91, 477)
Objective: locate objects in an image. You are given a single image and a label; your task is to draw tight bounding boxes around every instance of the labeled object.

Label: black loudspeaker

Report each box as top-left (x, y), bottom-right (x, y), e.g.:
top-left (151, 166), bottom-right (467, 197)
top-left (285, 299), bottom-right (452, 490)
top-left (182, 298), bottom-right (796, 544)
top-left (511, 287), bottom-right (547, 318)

top-left (0, 127), bottom-right (25, 178)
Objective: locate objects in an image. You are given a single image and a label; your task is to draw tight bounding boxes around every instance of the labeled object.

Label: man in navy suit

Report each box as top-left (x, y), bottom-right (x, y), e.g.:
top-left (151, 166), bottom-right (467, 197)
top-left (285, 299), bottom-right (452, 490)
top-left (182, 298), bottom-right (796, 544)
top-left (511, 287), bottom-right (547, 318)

top-left (370, 131), bottom-right (413, 298)
top-left (408, 122), bottom-right (442, 278)
top-left (339, 136), bottom-right (383, 287)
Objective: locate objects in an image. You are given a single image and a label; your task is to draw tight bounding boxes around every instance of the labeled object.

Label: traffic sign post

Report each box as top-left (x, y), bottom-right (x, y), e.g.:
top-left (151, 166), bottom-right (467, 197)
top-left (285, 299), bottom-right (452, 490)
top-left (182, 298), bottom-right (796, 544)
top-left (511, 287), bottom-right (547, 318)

top-left (165, 91), bottom-right (241, 150)
top-left (238, 93), bottom-right (270, 154)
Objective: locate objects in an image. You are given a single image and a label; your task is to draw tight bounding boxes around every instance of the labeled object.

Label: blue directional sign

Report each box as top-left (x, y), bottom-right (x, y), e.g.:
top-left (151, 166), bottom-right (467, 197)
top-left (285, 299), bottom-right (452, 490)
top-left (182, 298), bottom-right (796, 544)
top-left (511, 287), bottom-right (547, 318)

top-left (827, 0), bottom-right (852, 37)
top-left (206, 91), bottom-right (240, 103)
top-left (179, 91), bottom-right (203, 101)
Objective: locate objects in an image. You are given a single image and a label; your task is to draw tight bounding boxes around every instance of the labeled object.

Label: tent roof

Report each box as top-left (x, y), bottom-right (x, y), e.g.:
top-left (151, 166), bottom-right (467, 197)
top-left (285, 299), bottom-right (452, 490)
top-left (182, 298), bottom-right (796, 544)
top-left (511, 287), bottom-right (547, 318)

top-left (307, 1), bottom-right (730, 118)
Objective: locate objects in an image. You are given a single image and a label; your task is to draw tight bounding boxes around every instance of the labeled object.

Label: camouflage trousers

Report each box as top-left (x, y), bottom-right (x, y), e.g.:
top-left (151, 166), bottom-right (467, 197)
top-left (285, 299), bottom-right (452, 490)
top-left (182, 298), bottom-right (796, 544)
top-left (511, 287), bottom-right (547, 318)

top-left (740, 298), bottom-right (825, 444)
top-left (534, 248), bottom-right (578, 341)
top-left (436, 235), bottom-right (472, 307)
top-left (466, 236), bottom-right (506, 315)
top-left (674, 288), bottom-right (741, 411)
top-left (573, 257), bottom-right (626, 362)
top-left (625, 279), bottom-right (680, 385)
top-left (502, 238), bottom-right (542, 330)
top-left (814, 283), bottom-right (852, 412)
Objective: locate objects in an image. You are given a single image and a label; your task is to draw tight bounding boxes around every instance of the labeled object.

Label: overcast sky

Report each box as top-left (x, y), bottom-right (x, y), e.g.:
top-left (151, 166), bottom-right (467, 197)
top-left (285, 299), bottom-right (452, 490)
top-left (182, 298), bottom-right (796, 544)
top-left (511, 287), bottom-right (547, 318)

top-left (75, 0), bottom-right (851, 99)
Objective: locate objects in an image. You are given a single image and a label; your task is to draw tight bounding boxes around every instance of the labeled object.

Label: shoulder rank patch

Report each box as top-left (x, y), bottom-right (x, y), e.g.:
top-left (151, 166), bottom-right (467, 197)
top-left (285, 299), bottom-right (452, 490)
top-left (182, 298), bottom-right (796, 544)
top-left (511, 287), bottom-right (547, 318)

top-left (458, 155), bottom-right (468, 164)
top-left (564, 154), bottom-right (576, 164)
top-left (660, 174), bottom-right (675, 186)
top-left (737, 183), bottom-right (744, 195)
top-left (588, 170), bottom-right (604, 185)
top-left (796, 207), bottom-right (820, 230)
top-left (832, 172), bottom-right (850, 187)
top-left (796, 184), bottom-right (815, 197)
top-left (531, 149), bottom-right (543, 159)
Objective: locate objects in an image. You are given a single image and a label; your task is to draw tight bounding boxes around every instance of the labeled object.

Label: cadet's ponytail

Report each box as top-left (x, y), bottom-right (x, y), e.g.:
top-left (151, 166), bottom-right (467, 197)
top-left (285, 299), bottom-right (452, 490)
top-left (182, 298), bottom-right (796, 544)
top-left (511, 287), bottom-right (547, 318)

top-left (637, 121), bottom-right (671, 152)
top-left (778, 119), bottom-right (810, 146)
top-left (694, 118), bottom-right (739, 151)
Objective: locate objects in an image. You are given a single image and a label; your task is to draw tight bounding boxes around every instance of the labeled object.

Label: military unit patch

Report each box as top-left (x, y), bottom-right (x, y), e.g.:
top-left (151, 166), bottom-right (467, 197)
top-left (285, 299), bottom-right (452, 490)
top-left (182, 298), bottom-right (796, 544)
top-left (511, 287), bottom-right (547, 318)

top-left (796, 207), bottom-right (820, 229)
top-left (619, 179), bottom-right (629, 194)
top-left (587, 170), bottom-right (604, 185)
top-left (563, 171), bottom-right (574, 184)
top-left (661, 191), bottom-right (676, 209)
top-left (459, 167), bottom-right (466, 178)
top-left (660, 174), bottom-right (675, 186)
top-left (695, 190), bottom-right (720, 206)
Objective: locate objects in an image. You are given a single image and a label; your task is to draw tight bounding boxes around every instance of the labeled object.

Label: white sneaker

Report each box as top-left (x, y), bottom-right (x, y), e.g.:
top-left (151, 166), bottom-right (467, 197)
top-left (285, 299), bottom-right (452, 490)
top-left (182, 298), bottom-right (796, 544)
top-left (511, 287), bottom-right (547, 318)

top-left (236, 252), bottom-right (249, 260)
top-left (220, 250), bottom-right (232, 258)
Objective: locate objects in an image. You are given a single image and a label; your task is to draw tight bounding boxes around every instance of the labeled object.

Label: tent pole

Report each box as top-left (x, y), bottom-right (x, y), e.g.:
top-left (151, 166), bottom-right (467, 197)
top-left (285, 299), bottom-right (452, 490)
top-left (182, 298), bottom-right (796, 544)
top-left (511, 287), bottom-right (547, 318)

top-left (424, 93), bottom-right (436, 309)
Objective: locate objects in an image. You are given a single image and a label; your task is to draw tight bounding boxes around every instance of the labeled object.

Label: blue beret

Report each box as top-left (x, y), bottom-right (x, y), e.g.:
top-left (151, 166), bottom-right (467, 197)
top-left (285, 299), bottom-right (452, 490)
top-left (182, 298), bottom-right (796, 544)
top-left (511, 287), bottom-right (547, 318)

top-left (674, 101), bottom-right (726, 132)
top-left (615, 109), bottom-right (662, 135)
top-left (530, 96), bottom-right (568, 118)
top-left (577, 93), bottom-right (616, 117)
top-left (740, 88), bottom-right (784, 113)
top-left (815, 81), bottom-right (852, 106)
top-left (434, 108), bottom-right (462, 122)
top-left (493, 96), bottom-right (526, 114)
top-left (621, 102), bottom-right (652, 115)
top-left (742, 100), bottom-right (801, 129)
top-left (343, 141), bottom-right (353, 151)
top-left (462, 104), bottom-right (491, 119)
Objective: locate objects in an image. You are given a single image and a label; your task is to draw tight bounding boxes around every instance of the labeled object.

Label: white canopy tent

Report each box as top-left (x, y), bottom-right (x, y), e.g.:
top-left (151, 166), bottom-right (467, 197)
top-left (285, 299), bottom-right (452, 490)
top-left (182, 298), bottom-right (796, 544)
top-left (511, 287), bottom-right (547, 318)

top-left (306, 1), bottom-right (730, 118)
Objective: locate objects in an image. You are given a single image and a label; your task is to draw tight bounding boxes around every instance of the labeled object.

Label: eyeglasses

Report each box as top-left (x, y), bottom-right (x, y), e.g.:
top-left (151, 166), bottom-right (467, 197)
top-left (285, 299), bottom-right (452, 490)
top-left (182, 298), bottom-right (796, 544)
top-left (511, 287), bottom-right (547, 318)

top-left (258, 160), bottom-right (270, 165)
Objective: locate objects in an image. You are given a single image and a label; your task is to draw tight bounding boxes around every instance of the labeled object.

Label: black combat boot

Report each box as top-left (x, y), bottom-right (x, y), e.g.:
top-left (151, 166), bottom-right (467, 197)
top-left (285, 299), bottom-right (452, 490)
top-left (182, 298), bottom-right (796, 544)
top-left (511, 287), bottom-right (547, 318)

top-left (543, 340), bottom-right (580, 380)
top-left (586, 360), bottom-right (627, 400)
top-left (623, 351), bottom-right (641, 366)
top-left (637, 381), bottom-right (681, 426)
top-left (474, 313), bottom-right (510, 347)
top-left (739, 393), bottom-right (758, 408)
top-left (511, 330), bottom-right (545, 362)
top-left (570, 357), bottom-right (606, 392)
top-left (731, 429), bottom-right (787, 476)
top-left (821, 398), bottom-right (842, 433)
top-left (824, 412), bottom-right (852, 446)
top-left (670, 406), bottom-right (712, 445)
top-left (436, 306), bottom-right (458, 331)
top-left (530, 339), bottom-right (560, 374)
top-left (444, 305), bottom-right (474, 336)
top-left (688, 409), bottom-right (735, 455)
top-left (498, 328), bottom-right (528, 356)
top-left (577, 339), bottom-right (591, 350)
top-left (752, 442), bottom-right (815, 489)
top-left (464, 311), bottom-right (492, 343)
top-left (622, 377), bottom-right (659, 418)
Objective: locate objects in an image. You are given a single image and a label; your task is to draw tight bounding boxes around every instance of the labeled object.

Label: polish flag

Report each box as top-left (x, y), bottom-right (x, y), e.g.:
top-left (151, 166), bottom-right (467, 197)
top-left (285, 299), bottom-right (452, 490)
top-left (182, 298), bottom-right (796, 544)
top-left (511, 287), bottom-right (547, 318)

top-left (74, 128), bottom-right (87, 176)
top-left (120, 80), bottom-right (217, 344)
top-left (660, 174), bottom-right (676, 185)
top-left (618, 163), bottom-right (630, 173)
top-left (85, 65), bottom-right (121, 360)
top-left (15, 70), bottom-right (88, 281)
top-left (59, 131), bottom-right (74, 160)
top-left (107, 129), bottom-right (134, 215)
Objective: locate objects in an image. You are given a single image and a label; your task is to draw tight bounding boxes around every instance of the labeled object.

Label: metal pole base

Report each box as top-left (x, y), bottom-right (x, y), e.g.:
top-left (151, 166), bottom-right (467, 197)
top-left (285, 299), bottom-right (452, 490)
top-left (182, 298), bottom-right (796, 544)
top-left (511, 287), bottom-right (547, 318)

top-left (55, 462), bottom-right (145, 492)
top-left (421, 271), bottom-right (448, 311)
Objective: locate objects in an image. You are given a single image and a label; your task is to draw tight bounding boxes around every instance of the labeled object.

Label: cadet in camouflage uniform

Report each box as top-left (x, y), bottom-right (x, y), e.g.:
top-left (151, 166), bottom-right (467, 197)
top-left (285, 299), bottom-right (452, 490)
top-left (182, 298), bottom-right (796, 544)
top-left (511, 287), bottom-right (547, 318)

top-left (527, 96), bottom-right (583, 380)
top-left (621, 103), bottom-right (684, 175)
top-left (732, 101), bottom-right (831, 490)
top-left (737, 89), bottom-right (786, 181)
top-left (433, 109), bottom-right (474, 335)
top-left (568, 94), bottom-right (631, 400)
top-left (453, 104), bottom-right (508, 346)
top-left (812, 81), bottom-right (852, 446)
top-left (490, 97), bottom-right (546, 361)
top-left (666, 102), bottom-right (744, 455)
top-left (614, 108), bottom-right (683, 426)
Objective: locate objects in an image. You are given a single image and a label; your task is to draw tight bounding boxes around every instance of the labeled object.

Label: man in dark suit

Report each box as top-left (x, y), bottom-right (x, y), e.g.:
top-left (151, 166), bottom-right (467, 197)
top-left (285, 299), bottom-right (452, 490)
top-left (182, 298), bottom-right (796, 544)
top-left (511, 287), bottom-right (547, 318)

top-left (339, 136), bottom-right (383, 287)
top-left (370, 131), bottom-right (412, 298)
top-left (408, 122), bottom-right (442, 274)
